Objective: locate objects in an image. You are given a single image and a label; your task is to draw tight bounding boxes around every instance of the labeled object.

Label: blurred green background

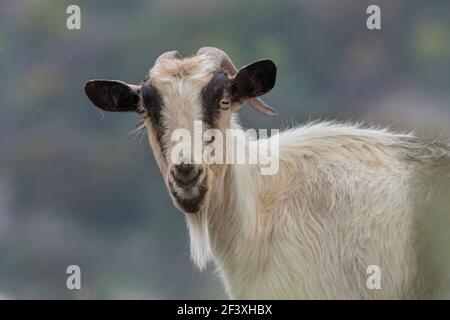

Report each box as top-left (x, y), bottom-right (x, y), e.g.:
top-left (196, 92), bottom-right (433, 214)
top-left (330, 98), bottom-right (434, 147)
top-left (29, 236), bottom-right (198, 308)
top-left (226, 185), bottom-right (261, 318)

top-left (0, 0), bottom-right (449, 299)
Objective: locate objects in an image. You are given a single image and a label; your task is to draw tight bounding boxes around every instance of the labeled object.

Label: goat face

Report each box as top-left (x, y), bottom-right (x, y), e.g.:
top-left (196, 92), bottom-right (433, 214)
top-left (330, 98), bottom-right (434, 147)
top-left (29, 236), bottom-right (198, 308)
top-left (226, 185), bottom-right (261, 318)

top-left (84, 48), bottom-right (277, 214)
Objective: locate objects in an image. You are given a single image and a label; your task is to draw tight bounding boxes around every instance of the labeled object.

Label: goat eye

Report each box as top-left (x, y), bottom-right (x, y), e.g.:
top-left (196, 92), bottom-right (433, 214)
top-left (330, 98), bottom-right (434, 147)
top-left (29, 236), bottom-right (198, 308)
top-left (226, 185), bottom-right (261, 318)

top-left (219, 99), bottom-right (230, 110)
top-left (138, 106), bottom-right (148, 117)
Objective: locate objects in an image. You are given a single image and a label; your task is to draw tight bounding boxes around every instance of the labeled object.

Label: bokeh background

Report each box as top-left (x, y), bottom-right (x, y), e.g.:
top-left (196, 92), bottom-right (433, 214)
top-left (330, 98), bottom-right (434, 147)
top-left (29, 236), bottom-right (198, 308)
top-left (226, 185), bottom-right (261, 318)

top-left (0, 0), bottom-right (449, 299)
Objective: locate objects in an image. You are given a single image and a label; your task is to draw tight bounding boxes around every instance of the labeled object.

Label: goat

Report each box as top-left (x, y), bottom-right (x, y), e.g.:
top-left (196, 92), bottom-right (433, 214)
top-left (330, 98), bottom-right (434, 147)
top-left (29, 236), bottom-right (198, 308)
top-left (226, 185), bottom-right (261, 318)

top-left (84, 47), bottom-right (450, 299)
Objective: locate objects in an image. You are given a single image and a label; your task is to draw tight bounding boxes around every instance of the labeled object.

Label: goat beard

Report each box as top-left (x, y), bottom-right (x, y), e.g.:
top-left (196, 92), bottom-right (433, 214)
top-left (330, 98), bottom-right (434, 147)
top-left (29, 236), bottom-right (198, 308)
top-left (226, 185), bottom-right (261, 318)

top-left (167, 175), bottom-right (208, 214)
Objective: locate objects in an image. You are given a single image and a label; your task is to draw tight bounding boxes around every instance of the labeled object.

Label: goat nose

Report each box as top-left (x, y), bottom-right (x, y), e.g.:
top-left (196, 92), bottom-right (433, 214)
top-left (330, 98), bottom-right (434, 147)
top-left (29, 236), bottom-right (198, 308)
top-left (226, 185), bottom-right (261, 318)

top-left (176, 163), bottom-right (195, 174)
top-left (173, 164), bottom-right (200, 185)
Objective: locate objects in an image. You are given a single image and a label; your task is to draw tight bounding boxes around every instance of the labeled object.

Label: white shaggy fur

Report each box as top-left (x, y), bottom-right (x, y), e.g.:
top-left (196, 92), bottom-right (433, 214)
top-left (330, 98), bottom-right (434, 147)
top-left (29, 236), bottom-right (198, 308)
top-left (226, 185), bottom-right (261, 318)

top-left (86, 50), bottom-right (450, 299)
top-left (139, 53), bottom-right (450, 299)
top-left (183, 121), bottom-right (450, 299)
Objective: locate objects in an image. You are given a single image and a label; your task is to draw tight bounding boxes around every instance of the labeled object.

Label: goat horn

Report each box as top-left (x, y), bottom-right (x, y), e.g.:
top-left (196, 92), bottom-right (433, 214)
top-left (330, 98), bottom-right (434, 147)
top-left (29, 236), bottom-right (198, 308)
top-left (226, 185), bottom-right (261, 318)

top-left (197, 47), bottom-right (238, 76)
top-left (155, 50), bottom-right (182, 64)
top-left (197, 47), bottom-right (278, 116)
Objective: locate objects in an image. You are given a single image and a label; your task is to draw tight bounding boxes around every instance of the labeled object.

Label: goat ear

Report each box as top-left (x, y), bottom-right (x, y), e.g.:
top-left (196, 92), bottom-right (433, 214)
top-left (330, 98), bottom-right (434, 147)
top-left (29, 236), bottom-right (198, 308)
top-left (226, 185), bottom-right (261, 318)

top-left (230, 59), bottom-right (277, 101)
top-left (84, 80), bottom-right (140, 112)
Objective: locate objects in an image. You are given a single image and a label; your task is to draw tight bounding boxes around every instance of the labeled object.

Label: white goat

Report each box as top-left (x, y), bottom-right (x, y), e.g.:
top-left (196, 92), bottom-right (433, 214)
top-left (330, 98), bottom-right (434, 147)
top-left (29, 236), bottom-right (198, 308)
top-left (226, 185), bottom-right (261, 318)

top-left (85, 47), bottom-right (450, 299)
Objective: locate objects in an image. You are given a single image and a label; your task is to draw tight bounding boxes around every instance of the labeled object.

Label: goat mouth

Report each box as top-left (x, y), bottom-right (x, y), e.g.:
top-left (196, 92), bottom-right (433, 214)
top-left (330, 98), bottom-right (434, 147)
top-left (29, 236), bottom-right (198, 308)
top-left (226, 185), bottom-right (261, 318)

top-left (168, 176), bottom-right (208, 214)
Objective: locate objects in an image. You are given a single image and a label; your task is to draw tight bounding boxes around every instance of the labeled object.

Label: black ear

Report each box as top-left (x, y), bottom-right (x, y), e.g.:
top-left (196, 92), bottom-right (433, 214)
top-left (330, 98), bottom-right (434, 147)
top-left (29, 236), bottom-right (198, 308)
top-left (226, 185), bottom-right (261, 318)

top-left (230, 60), bottom-right (277, 101)
top-left (84, 80), bottom-right (140, 112)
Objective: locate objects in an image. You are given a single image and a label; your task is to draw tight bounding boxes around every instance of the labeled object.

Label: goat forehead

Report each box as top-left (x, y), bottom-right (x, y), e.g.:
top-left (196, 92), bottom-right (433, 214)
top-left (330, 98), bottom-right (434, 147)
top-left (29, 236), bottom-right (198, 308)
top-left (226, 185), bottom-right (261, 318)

top-left (146, 55), bottom-right (228, 133)
top-left (148, 60), bottom-right (215, 111)
top-left (149, 55), bottom-right (218, 84)
top-left (151, 80), bottom-right (204, 133)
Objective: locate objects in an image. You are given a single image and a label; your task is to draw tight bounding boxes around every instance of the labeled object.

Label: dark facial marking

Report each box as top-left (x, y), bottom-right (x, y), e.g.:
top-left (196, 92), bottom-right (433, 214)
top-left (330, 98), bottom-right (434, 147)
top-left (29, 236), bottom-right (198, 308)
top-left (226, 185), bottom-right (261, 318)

top-left (141, 81), bottom-right (163, 122)
top-left (141, 81), bottom-right (167, 158)
top-left (201, 70), bottom-right (230, 128)
top-left (168, 178), bottom-right (208, 214)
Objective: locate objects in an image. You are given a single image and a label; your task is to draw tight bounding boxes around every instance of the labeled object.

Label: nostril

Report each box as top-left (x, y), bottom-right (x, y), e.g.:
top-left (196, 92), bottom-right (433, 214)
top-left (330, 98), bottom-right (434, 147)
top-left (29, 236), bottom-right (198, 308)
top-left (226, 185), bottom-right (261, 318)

top-left (176, 163), bottom-right (195, 174)
top-left (172, 164), bottom-right (201, 186)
